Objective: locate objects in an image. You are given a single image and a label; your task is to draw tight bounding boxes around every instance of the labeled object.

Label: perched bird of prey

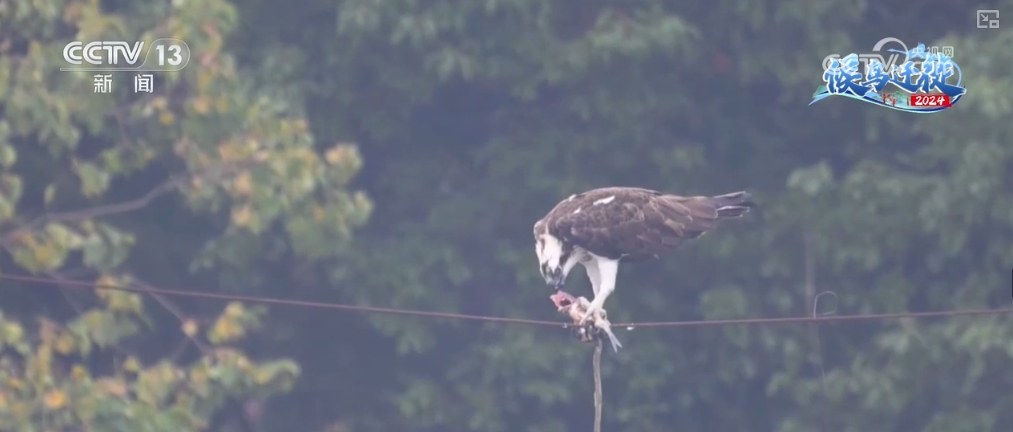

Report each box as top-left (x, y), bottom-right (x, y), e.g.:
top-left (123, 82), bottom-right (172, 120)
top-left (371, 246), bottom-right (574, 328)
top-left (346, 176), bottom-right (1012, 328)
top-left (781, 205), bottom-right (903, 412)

top-left (533, 187), bottom-right (754, 325)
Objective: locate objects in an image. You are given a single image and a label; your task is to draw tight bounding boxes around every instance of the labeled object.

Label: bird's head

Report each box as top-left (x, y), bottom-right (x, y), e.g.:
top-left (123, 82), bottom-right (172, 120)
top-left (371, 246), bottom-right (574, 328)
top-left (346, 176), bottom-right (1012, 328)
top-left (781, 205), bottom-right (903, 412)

top-left (534, 222), bottom-right (577, 291)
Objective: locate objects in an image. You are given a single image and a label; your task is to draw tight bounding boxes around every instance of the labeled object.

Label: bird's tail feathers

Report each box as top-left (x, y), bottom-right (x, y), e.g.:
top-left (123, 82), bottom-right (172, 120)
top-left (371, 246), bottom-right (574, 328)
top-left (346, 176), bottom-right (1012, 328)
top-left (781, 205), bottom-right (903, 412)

top-left (710, 191), bottom-right (755, 218)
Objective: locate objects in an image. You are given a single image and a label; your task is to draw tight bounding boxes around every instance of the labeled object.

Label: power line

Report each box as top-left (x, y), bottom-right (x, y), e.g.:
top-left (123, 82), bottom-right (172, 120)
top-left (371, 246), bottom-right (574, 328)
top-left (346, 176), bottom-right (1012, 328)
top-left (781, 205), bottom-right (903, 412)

top-left (622, 307), bottom-right (1013, 328)
top-left (1, 273), bottom-right (1011, 329)
top-left (0, 273), bottom-right (559, 327)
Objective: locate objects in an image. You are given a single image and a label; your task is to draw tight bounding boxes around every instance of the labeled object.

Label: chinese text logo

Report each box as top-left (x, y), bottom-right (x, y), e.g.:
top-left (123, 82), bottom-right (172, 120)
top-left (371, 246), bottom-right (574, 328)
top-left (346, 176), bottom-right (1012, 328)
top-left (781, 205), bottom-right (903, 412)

top-left (61, 38), bottom-right (190, 72)
top-left (91, 74), bottom-right (155, 94)
top-left (810, 42), bottom-right (966, 113)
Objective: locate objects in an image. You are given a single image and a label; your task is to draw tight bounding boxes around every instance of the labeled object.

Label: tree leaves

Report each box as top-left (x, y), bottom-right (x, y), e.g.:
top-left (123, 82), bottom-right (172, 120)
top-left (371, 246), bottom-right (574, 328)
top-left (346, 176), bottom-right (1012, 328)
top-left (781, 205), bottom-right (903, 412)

top-left (0, 0), bottom-right (331, 429)
top-left (207, 302), bottom-right (263, 345)
top-left (73, 160), bottom-right (112, 199)
top-left (0, 295), bottom-right (302, 430)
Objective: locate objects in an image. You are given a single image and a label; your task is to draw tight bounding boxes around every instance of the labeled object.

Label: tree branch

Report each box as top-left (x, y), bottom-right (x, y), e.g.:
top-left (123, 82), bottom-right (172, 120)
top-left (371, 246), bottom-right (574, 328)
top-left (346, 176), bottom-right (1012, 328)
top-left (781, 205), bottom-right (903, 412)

top-left (130, 278), bottom-right (210, 356)
top-left (0, 160), bottom-right (258, 247)
top-left (44, 271), bottom-right (139, 359)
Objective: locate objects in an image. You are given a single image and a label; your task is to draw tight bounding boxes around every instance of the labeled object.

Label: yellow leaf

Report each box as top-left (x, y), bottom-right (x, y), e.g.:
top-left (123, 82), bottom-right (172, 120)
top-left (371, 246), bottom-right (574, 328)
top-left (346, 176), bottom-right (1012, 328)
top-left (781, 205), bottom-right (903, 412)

top-left (298, 148), bottom-right (317, 165)
top-left (224, 302), bottom-right (244, 317)
top-left (123, 356), bottom-right (141, 373)
top-left (94, 275), bottom-right (118, 298)
top-left (324, 146), bottom-right (345, 165)
top-left (110, 381), bottom-right (127, 397)
top-left (0, 196), bottom-right (12, 222)
top-left (71, 365), bottom-right (88, 381)
top-left (43, 390), bottom-right (66, 409)
top-left (181, 319), bottom-right (199, 337)
top-left (73, 159), bottom-right (112, 199)
top-left (54, 333), bottom-right (76, 355)
top-left (232, 172), bottom-right (253, 196)
top-left (95, 275), bottom-right (117, 290)
top-left (190, 367), bottom-right (208, 384)
top-left (231, 206), bottom-right (253, 227)
top-left (192, 96), bottom-right (210, 114)
top-left (2, 322), bottom-right (24, 342)
top-left (82, 310), bottom-right (105, 330)
top-left (6, 378), bottom-right (24, 390)
top-left (105, 291), bottom-right (143, 313)
top-left (215, 97), bottom-right (229, 112)
top-left (254, 370), bottom-right (272, 385)
top-left (95, 378), bottom-right (127, 397)
top-left (45, 223), bottom-right (81, 248)
top-left (25, 235), bottom-right (62, 270)
top-left (218, 141), bottom-right (241, 161)
top-left (325, 143), bottom-right (360, 168)
top-left (159, 112), bottom-right (175, 125)
top-left (208, 316), bottom-right (243, 344)
top-left (151, 96), bottom-right (168, 110)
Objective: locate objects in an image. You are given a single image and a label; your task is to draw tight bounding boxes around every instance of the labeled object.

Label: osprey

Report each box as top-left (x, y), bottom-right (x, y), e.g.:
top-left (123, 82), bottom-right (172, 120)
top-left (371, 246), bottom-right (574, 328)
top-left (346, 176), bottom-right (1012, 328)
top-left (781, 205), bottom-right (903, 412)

top-left (533, 187), bottom-right (754, 324)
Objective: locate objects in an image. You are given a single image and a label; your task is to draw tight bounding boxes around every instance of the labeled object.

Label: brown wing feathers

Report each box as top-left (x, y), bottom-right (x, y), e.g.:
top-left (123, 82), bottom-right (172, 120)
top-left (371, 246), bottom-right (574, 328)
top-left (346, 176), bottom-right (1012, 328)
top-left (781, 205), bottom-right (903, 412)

top-left (654, 195), bottom-right (726, 239)
top-left (540, 188), bottom-right (753, 260)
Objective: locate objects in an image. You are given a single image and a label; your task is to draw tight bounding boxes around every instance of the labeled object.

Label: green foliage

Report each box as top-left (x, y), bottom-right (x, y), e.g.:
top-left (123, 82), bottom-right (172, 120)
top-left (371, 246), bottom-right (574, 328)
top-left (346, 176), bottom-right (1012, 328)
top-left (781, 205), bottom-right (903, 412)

top-left (0, 0), bottom-right (367, 430)
top-left (0, 304), bottom-right (298, 431)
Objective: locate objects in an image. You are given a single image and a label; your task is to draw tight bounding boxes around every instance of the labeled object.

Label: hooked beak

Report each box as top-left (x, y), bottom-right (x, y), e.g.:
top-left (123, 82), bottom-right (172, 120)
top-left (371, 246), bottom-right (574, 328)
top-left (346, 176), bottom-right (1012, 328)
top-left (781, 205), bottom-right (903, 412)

top-left (544, 271), bottom-right (564, 291)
